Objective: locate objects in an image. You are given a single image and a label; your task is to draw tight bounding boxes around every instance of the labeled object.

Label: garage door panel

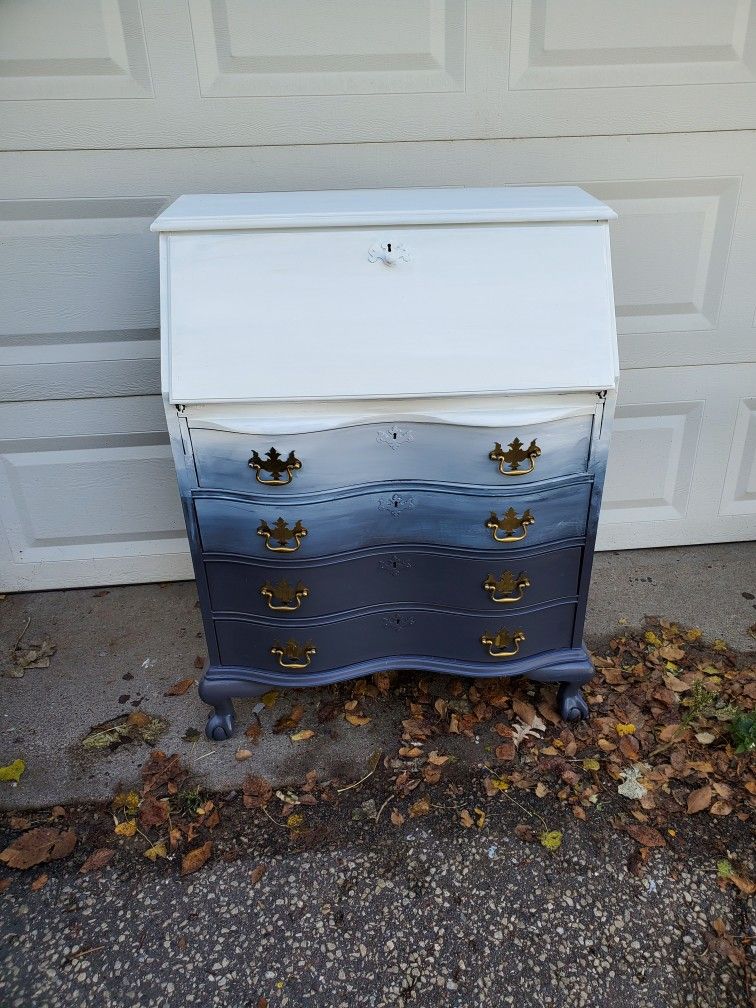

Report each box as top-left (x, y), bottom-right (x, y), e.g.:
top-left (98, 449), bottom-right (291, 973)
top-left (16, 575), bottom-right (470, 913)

top-left (3, 1), bottom-right (756, 150)
top-left (598, 365), bottom-right (756, 549)
top-left (0, 0), bottom-right (153, 101)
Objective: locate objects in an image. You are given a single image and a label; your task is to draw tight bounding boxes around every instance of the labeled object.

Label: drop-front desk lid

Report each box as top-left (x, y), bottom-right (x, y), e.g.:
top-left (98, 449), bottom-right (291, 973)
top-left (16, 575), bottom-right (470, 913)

top-left (153, 187), bottom-right (618, 404)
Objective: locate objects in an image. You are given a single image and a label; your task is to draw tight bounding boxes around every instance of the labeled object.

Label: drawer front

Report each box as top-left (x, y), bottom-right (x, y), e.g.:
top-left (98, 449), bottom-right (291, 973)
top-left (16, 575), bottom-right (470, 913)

top-left (190, 416), bottom-right (592, 495)
top-left (194, 480), bottom-right (592, 559)
top-left (204, 544), bottom-right (583, 619)
top-left (215, 602), bottom-right (577, 675)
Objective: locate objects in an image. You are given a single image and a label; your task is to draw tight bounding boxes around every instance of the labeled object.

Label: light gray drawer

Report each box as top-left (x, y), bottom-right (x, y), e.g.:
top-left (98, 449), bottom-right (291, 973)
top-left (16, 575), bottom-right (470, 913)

top-left (194, 478), bottom-right (591, 559)
top-left (189, 416), bottom-right (593, 495)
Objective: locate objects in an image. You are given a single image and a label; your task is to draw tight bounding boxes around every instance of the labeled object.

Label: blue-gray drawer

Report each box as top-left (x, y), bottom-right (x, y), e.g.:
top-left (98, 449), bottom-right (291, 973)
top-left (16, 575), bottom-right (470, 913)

top-left (204, 543), bottom-right (583, 618)
top-left (189, 416), bottom-right (593, 494)
top-left (214, 601), bottom-right (577, 675)
top-left (194, 479), bottom-right (591, 558)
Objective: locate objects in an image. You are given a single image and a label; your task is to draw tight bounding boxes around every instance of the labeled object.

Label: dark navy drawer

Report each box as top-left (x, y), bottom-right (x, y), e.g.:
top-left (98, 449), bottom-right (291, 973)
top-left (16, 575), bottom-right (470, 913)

top-left (189, 416), bottom-right (593, 494)
top-left (194, 479), bottom-right (592, 559)
top-left (204, 543), bottom-right (583, 618)
top-left (214, 601), bottom-right (577, 675)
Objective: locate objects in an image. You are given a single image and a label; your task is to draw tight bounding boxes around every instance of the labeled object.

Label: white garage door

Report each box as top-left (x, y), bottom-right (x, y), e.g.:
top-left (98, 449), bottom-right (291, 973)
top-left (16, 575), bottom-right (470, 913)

top-left (1, 1), bottom-right (754, 590)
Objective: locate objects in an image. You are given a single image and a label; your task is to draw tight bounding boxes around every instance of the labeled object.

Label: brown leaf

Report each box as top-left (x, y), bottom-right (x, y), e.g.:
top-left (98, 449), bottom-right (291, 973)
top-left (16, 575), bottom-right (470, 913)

top-left (164, 677), bottom-right (195, 697)
top-left (139, 796), bottom-right (169, 828)
top-left (621, 822), bottom-right (666, 848)
top-left (181, 841), bottom-right (212, 876)
top-left (345, 714), bottom-right (371, 727)
top-left (0, 828), bottom-right (77, 870)
top-left (686, 784), bottom-right (712, 814)
top-left (242, 774), bottom-right (273, 809)
top-left (730, 873), bottom-right (756, 895)
top-left (619, 735), bottom-right (640, 762)
top-left (244, 721), bottom-right (262, 744)
top-left (459, 809), bottom-right (474, 828)
top-left (30, 873), bottom-right (49, 891)
top-left (390, 808), bottom-right (405, 826)
top-left (0, 879), bottom-right (11, 893)
top-left (141, 751), bottom-right (188, 795)
top-left (514, 823), bottom-right (538, 843)
top-left (273, 704), bottom-right (304, 734)
top-left (427, 751), bottom-right (449, 766)
top-left (249, 864), bottom-right (266, 885)
top-left (512, 698), bottom-right (537, 726)
top-left (193, 655), bottom-right (204, 669)
top-left (409, 797), bottom-right (431, 817)
top-left (495, 742), bottom-right (515, 761)
top-left (79, 848), bottom-right (114, 874)
top-left (709, 799), bottom-right (733, 816)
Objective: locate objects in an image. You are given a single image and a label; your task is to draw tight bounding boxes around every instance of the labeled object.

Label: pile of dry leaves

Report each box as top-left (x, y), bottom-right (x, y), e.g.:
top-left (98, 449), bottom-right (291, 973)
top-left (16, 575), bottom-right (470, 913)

top-left (1, 620), bottom-right (754, 903)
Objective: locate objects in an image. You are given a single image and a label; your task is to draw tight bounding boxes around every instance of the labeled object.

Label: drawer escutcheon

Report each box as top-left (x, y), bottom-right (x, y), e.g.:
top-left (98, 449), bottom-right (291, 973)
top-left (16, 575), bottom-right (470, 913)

top-left (483, 571), bottom-right (530, 604)
top-left (260, 579), bottom-right (309, 612)
top-left (257, 517), bottom-right (307, 552)
top-left (489, 437), bottom-right (541, 477)
top-left (248, 447), bottom-right (302, 486)
top-left (486, 508), bottom-right (535, 543)
top-left (271, 639), bottom-right (316, 670)
top-left (481, 628), bottom-right (525, 659)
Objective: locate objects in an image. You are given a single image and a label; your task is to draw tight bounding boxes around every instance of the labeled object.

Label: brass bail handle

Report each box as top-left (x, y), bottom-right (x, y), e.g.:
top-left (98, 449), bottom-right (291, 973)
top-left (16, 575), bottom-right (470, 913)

top-left (483, 572), bottom-right (530, 604)
top-left (260, 579), bottom-right (309, 612)
top-left (485, 508), bottom-right (535, 544)
top-left (271, 640), bottom-right (316, 670)
top-left (489, 437), bottom-right (541, 477)
top-left (249, 447), bottom-right (302, 486)
top-left (481, 629), bottom-right (525, 659)
top-left (257, 517), bottom-right (308, 553)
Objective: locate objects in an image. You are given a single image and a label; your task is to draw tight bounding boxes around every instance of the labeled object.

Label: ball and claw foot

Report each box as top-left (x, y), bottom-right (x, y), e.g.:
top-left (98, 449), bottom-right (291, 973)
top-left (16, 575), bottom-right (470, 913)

top-left (205, 702), bottom-right (235, 741)
top-left (557, 682), bottom-right (589, 722)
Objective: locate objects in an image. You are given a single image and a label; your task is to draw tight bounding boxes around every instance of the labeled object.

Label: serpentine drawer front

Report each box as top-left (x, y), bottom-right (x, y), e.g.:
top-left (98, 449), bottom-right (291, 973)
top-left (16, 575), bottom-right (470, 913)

top-left (153, 186), bottom-right (618, 739)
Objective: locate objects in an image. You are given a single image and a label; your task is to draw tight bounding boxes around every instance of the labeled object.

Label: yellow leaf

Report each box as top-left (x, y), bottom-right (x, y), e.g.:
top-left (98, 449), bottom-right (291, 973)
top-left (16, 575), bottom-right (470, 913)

top-left (685, 627), bottom-right (702, 642)
top-left (474, 807), bottom-right (486, 828)
top-left (260, 690), bottom-right (280, 708)
top-left (0, 759), bottom-right (25, 783)
top-left (582, 758), bottom-right (601, 772)
top-left (345, 714), bottom-right (371, 727)
top-left (286, 814), bottom-right (304, 828)
top-left (615, 723), bottom-right (636, 736)
top-left (540, 830), bottom-right (563, 852)
top-left (290, 730), bottom-right (315, 742)
top-left (490, 778), bottom-right (509, 791)
top-left (114, 819), bottom-right (137, 837)
top-left (409, 797), bottom-right (431, 817)
top-left (712, 639), bottom-right (728, 652)
top-left (144, 841), bottom-right (167, 861)
top-left (644, 631), bottom-right (662, 647)
top-left (112, 791), bottom-right (140, 812)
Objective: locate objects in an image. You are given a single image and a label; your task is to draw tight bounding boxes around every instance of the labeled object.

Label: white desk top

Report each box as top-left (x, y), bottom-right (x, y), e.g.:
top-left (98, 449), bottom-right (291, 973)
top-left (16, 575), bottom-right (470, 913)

top-left (151, 186), bottom-right (616, 233)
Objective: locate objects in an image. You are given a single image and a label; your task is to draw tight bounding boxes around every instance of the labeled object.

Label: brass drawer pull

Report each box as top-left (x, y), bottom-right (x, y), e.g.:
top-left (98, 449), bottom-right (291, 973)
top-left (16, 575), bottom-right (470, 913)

top-left (489, 437), bottom-right (540, 477)
top-left (249, 447), bottom-right (302, 486)
top-left (483, 571), bottom-right (530, 604)
top-left (261, 579), bottom-right (309, 612)
top-left (486, 507), bottom-right (535, 543)
top-left (271, 639), bottom-right (316, 670)
top-left (481, 628), bottom-right (525, 659)
top-left (257, 517), bottom-right (307, 552)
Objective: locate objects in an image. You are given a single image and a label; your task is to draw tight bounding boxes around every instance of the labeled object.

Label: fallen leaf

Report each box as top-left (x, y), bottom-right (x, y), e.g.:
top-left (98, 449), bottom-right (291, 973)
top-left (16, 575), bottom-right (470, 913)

top-left (540, 830), bottom-right (563, 852)
top-left (0, 828), bottom-right (76, 870)
top-left (345, 714), bottom-right (371, 727)
top-left (139, 796), bottom-right (169, 828)
top-left (686, 784), bottom-right (712, 814)
top-left (409, 797), bottom-right (431, 817)
top-left (79, 848), bottom-right (114, 874)
top-left (273, 704), bottom-right (304, 733)
top-left (615, 723), bottom-right (636, 736)
top-left (290, 730), bottom-right (315, 742)
top-left (249, 864), bottom-right (266, 885)
top-left (0, 879), bottom-right (11, 893)
top-left (514, 824), bottom-right (538, 843)
top-left (582, 758), bottom-right (601, 771)
top-left (30, 873), bottom-right (48, 891)
top-left (144, 842), bottom-right (167, 861)
top-left (235, 749), bottom-right (253, 761)
top-left (459, 809), bottom-right (474, 828)
top-left (0, 759), bottom-right (26, 783)
top-left (695, 731), bottom-right (716, 745)
top-left (535, 782), bottom-right (549, 798)
top-left (242, 775), bottom-right (273, 809)
top-left (114, 819), bottom-right (137, 837)
top-left (193, 655), bottom-right (204, 669)
top-left (390, 808), bottom-right (405, 826)
top-left (260, 690), bottom-right (279, 708)
top-left (181, 841), bottom-right (212, 875)
top-left (621, 822), bottom-right (666, 848)
top-left (244, 722), bottom-right (262, 744)
top-left (286, 814), bottom-right (304, 829)
top-left (9, 817), bottom-right (30, 830)
top-left (163, 677), bottom-right (195, 697)
top-left (709, 799), bottom-right (733, 816)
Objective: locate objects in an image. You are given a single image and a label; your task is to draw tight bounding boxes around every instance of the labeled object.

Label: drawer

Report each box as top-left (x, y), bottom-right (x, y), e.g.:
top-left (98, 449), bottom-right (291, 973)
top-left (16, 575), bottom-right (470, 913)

top-left (214, 601), bottom-right (577, 675)
top-left (204, 543), bottom-right (583, 618)
top-left (194, 479), bottom-right (592, 559)
top-left (189, 416), bottom-right (593, 495)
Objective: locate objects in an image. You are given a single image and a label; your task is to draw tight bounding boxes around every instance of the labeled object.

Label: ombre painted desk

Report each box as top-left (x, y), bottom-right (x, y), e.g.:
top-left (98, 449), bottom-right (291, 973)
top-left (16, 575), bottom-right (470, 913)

top-left (151, 187), bottom-right (618, 740)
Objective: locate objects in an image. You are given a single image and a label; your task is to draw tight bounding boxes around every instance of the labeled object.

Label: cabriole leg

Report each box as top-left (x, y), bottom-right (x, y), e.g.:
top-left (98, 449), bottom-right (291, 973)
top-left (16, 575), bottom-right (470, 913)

top-left (557, 681), bottom-right (589, 722)
top-left (205, 698), bottom-right (236, 740)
